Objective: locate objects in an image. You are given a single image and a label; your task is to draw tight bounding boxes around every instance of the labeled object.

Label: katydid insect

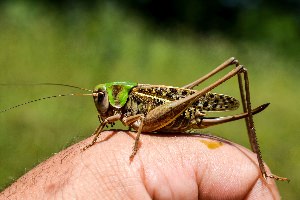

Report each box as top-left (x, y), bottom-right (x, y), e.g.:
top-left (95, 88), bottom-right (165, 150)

top-left (1, 57), bottom-right (288, 182)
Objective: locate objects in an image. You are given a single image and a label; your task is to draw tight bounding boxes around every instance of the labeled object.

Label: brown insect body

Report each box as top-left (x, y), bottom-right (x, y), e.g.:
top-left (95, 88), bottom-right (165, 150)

top-left (123, 84), bottom-right (239, 132)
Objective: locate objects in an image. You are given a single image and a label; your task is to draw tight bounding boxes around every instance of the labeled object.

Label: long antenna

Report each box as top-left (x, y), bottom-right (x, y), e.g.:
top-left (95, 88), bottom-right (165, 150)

top-left (0, 93), bottom-right (92, 113)
top-left (0, 83), bottom-right (93, 92)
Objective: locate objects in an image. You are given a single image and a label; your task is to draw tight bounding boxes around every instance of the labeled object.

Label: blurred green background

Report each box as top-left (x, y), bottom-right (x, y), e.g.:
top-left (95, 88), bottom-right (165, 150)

top-left (0, 0), bottom-right (299, 198)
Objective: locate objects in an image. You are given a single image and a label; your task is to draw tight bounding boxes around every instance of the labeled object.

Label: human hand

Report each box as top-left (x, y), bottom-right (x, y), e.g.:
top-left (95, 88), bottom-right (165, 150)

top-left (1, 131), bottom-right (280, 199)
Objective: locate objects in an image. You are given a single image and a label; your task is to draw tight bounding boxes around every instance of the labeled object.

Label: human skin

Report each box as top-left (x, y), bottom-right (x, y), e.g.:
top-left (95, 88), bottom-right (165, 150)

top-left (0, 131), bottom-right (280, 199)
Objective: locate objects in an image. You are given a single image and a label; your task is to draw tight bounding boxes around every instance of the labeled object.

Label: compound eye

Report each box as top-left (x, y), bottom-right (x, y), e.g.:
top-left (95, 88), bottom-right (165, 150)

top-left (97, 92), bottom-right (105, 103)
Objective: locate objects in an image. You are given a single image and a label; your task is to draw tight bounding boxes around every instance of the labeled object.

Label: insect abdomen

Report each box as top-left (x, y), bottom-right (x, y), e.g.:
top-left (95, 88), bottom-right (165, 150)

top-left (194, 92), bottom-right (240, 112)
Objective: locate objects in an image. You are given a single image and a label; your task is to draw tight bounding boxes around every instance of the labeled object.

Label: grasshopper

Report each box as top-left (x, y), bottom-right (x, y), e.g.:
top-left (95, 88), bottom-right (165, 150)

top-left (1, 57), bottom-right (288, 182)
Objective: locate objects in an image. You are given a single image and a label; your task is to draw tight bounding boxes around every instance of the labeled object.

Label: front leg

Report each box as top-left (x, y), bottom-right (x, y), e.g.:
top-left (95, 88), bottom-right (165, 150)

top-left (122, 114), bottom-right (145, 159)
top-left (82, 114), bottom-right (121, 151)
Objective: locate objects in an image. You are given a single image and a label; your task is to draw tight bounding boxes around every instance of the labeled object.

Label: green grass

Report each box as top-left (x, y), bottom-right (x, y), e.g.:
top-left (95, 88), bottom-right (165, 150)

top-left (0, 2), bottom-right (299, 198)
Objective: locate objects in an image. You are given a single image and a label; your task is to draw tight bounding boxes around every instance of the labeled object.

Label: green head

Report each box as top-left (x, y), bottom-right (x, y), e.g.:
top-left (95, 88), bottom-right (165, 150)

top-left (93, 82), bottom-right (137, 114)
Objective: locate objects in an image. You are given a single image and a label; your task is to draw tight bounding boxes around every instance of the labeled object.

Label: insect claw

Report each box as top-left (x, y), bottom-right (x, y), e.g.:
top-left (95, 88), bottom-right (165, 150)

top-left (264, 173), bottom-right (290, 182)
top-left (129, 154), bottom-right (134, 160)
top-left (129, 151), bottom-right (136, 162)
top-left (81, 145), bottom-right (90, 152)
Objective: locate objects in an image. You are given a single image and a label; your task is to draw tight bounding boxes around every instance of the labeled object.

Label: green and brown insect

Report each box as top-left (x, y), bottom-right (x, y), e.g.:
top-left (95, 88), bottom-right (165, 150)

top-left (1, 57), bottom-right (289, 182)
